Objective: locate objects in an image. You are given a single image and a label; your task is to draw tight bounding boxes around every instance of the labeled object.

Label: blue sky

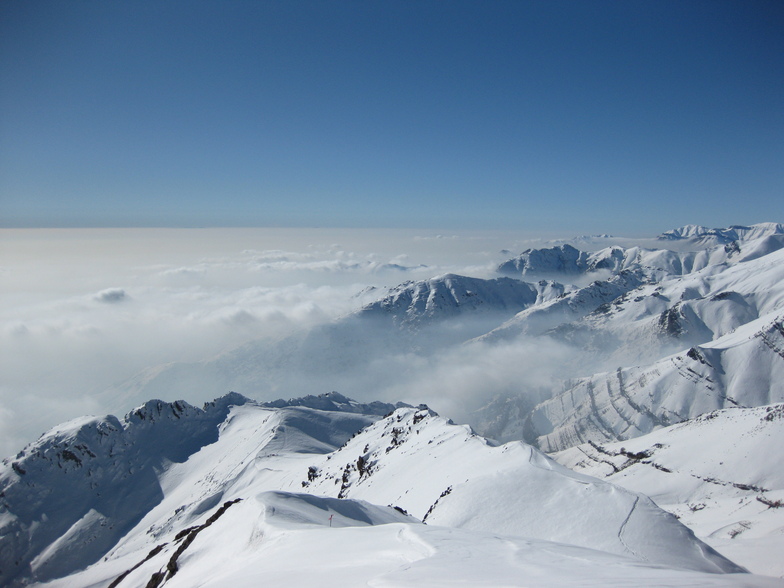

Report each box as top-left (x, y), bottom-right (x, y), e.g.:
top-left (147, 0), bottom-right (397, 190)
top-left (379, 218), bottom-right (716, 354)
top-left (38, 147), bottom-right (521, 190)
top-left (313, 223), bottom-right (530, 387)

top-left (1, 0), bottom-right (782, 234)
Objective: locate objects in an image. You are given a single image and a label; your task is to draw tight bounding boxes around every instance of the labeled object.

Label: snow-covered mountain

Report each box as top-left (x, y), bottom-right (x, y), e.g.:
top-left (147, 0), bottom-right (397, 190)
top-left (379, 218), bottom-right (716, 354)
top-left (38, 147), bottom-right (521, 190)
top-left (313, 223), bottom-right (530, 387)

top-left (260, 390), bottom-right (406, 415)
top-left (4, 221), bottom-right (784, 585)
top-left (497, 243), bottom-right (599, 276)
top-left (0, 393), bottom-right (384, 586)
top-left (498, 224), bottom-right (784, 280)
top-left (657, 222), bottom-right (784, 246)
top-left (494, 310), bottom-right (784, 453)
top-left (3, 395), bottom-right (775, 587)
top-left (479, 269), bottom-right (648, 341)
top-left (483, 235), bottom-right (784, 366)
top-left (357, 273), bottom-right (549, 326)
top-left (553, 403), bottom-right (784, 577)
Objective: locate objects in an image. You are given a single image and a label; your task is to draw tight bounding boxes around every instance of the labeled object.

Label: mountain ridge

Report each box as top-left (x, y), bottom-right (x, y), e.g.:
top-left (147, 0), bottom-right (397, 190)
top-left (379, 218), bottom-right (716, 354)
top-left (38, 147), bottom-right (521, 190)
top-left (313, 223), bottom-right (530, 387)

top-left (2, 398), bottom-right (761, 586)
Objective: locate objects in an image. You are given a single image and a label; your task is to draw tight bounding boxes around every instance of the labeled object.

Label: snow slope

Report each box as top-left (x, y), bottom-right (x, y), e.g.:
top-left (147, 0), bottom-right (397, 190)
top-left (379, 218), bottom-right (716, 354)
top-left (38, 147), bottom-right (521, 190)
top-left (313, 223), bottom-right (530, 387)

top-left (300, 406), bottom-right (742, 574)
top-left (553, 403), bottom-right (784, 577)
top-left (41, 493), bottom-right (780, 588)
top-left (2, 398), bottom-right (770, 586)
top-left (528, 311), bottom-right (784, 452)
top-left (0, 394), bottom-right (375, 586)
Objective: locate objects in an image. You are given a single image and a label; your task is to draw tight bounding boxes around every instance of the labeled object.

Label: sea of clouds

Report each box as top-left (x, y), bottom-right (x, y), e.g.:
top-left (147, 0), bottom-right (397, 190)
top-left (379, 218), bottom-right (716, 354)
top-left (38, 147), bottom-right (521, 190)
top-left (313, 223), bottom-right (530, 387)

top-left (2, 227), bottom-right (580, 456)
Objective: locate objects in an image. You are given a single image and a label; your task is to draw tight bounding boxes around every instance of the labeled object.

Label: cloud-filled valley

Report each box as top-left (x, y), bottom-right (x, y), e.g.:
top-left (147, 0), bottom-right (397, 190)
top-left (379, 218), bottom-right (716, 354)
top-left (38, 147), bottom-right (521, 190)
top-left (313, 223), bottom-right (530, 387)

top-left (3, 223), bottom-right (784, 584)
top-left (4, 225), bottom-right (783, 458)
top-left (0, 228), bottom-right (558, 456)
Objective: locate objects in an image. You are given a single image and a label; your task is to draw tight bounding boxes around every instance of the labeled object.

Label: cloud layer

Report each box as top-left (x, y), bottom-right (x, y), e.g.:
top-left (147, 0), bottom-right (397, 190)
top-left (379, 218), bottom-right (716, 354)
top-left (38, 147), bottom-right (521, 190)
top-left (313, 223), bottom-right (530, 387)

top-left (1, 227), bottom-right (558, 456)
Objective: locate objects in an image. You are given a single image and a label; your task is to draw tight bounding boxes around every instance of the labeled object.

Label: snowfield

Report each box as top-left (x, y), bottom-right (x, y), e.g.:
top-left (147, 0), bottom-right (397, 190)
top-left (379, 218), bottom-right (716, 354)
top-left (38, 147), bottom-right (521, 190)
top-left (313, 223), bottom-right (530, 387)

top-left (554, 403), bottom-right (784, 577)
top-left (2, 398), bottom-right (777, 587)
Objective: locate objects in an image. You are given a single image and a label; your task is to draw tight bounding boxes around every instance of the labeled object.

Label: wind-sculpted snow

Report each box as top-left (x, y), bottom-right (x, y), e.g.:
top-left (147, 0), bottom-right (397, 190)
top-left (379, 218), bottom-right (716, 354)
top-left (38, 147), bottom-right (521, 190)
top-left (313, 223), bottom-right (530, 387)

top-left (529, 313), bottom-right (784, 453)
top-left (2, 400), bottom-right (768, 586)
top-left (301, 407), bottom-right (744, 574)
top-left (553, 403), bottom-right (784, 576)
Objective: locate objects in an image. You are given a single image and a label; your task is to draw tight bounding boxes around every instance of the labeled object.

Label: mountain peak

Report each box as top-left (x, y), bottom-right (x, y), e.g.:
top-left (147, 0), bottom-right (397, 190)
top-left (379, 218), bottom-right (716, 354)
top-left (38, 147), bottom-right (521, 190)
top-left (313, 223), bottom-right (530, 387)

top-left (360, 273), bottom-right (540, 326)
top-left (261, 391), bottom-right (407, 416)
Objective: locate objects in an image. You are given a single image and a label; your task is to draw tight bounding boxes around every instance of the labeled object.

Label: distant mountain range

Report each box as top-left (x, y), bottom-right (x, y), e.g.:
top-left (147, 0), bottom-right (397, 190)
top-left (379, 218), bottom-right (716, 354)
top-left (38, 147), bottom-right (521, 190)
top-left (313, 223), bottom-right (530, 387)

top-left (115, 223), bottom-right (784, 407)
top-left (657, 222), bottom-right (784, 245)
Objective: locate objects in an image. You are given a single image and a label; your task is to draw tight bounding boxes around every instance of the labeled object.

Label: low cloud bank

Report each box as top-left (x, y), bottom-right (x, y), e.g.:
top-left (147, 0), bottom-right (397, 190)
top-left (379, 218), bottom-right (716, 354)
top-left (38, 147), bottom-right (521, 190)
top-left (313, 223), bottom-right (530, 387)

top-left (1, 227), bottom-right (553, 457)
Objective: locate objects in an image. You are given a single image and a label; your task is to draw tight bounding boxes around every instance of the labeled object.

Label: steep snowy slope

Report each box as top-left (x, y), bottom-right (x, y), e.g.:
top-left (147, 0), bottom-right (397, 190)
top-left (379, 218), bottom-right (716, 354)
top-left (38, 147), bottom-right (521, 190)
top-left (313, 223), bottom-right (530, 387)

top-left (43, 493), bottom-right (779, 588)
top-left (299, 407), bottom-right (741, 573)
top-left (553, 403), bottom-right (784, 577)
top-left (0, 394), bottom-right (376, 586)
top-left (2, 399), bottom-right (766, 586)
top-left (529, 312), bottom-right (784, 452)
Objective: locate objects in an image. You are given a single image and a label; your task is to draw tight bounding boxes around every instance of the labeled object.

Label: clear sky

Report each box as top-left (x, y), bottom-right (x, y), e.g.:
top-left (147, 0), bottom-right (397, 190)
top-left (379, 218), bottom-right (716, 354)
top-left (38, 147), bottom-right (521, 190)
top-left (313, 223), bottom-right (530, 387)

top-left (1, 0), bottom-right (782, 234)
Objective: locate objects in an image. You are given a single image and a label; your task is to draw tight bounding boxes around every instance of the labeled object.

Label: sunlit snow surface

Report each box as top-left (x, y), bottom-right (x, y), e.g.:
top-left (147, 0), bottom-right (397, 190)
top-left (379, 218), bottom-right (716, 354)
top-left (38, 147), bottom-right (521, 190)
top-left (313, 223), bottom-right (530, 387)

top-left (22, 402), bottom-right (777, 588)
top-left (554, 402), bottom-right (784, 578)
top-left (42, 498), bottom-right (779, 588)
